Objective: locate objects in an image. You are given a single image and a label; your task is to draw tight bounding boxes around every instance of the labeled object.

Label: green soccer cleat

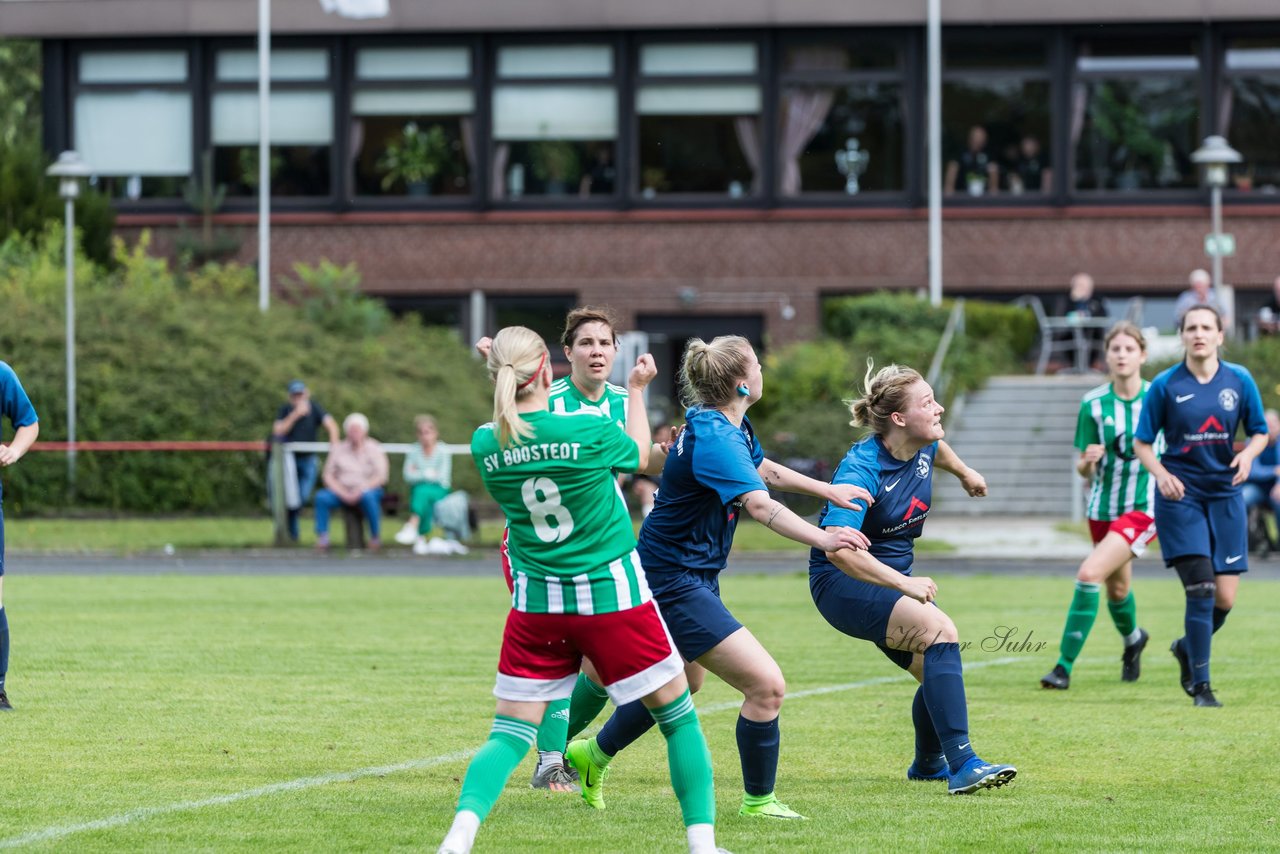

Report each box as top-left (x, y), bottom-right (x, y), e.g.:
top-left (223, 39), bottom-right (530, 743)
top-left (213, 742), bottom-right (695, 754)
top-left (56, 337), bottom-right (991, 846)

top-left (565, 739), bottom-right (608, 810)
top-left (738, 794), bottom-right (807, 820)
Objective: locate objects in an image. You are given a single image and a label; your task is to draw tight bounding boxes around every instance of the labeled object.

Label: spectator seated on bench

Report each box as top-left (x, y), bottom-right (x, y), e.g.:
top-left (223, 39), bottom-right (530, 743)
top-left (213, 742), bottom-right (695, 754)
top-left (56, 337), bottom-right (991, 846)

top-left (345, 489), bottom-right (473, 554)
top-left (392, 414), bottom-right (468, 555)
top-left (313, 413), bottom-right (389, 552)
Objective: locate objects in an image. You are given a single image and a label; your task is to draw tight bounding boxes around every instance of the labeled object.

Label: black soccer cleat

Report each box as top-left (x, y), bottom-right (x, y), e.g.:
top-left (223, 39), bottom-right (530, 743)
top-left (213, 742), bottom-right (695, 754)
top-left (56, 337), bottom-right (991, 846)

top-left (1040, 664), bottom-right (1070, 690)
top-left (1191, 682), bottom-right (1222, 707)
top-left (1121, 628), bottom-right (1150, 682)
top-left (1170, 639), bottom-right (1194, 696)
top-left (0, 691), bottom-right (12, 711)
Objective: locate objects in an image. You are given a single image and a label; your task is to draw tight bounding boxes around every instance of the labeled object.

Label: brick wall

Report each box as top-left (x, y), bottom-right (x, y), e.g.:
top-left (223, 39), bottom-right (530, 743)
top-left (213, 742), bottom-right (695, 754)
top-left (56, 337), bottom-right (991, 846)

top-left (119, 206), bottom-right (1280, 347)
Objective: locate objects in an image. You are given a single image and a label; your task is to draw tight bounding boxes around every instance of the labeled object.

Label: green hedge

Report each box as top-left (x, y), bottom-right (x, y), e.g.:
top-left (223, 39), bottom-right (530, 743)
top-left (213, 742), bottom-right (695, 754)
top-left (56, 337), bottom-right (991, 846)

top-left (0, 229), bottom-right (491, 515)
top-left (753, 291), bottom-right (1036, 466)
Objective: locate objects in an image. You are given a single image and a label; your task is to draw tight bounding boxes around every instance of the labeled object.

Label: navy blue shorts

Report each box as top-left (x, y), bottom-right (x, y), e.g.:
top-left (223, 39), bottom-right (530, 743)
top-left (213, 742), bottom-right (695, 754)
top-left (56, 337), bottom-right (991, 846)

top-left (810, 569), bottom-right (913, 670)
top-left (0, 482), bottom-right (6, 577)
top-left (647, 569), bottom-right (743, 662)
top-left (1154, 491), bottom-right (1248, 574)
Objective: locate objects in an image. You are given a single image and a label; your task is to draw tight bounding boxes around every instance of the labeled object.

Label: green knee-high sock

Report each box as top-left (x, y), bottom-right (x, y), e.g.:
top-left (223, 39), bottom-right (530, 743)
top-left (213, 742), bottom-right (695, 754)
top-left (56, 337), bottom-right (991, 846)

top-left (1107, 591), bottom-right (1138, 637)
top-left (456, 715), bottom-right (537, 821)
top-left (1057, 581), bottom-right (1100, 673)
top-left (537, 698), bottom-right (570, 754)
top-left (650, 690), bottom-right (715, 827)
top-left (567, 673), bottom-right (610, 740)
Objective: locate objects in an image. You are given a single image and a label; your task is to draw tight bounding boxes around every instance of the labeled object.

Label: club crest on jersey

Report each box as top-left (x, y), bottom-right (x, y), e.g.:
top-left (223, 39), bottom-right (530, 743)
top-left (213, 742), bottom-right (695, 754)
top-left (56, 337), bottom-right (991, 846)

top-left (916, 456), bottom-right (931, 479)
top-left (1218, 389), bottom-right (1239, 411)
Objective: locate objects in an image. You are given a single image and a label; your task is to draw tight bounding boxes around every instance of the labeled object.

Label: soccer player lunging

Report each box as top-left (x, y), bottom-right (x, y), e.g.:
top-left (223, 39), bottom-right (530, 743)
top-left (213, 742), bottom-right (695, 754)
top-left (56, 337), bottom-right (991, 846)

top-left (809, 362), bottom-right (1017, 794)
top-left (567, 335), bottom-right (871, 820)
top-left (439, 327), bottom-right (724, 854)
top-left (1042, 322), bottom-right (1156, 690)
top-left (1133, 305), bottom-right (1267, 707)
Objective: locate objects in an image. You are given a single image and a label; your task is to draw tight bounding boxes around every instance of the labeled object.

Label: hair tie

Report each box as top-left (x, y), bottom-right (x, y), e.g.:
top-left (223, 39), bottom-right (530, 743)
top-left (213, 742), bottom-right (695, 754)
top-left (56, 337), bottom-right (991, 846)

top-left (517, 351), bottom-right (548, 390)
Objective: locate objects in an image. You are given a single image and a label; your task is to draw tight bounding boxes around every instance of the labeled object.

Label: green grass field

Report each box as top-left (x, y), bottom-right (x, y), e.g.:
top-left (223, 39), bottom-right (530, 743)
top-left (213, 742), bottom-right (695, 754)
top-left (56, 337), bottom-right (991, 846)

top-left (1, 571), bottom-right (1276, 852)
top-left (1, 516), bottom-right (955, 556)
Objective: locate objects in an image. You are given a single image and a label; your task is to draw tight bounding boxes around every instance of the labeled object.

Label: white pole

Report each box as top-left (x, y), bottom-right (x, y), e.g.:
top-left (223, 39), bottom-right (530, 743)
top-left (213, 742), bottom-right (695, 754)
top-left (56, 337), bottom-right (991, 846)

top-left (65, 196), bottom-right (77, 496)
top-left (1210, 183), bottom-right (1225, 313)
top-left (257, 0), bottom-right (271, 312)
top-left (927, 0), bottom-right (943, 307)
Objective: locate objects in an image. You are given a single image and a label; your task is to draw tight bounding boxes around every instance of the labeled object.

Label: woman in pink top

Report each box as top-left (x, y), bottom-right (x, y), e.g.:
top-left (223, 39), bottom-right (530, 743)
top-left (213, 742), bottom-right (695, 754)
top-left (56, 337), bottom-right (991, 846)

top-left (314, 412), bottom-right (389, 551)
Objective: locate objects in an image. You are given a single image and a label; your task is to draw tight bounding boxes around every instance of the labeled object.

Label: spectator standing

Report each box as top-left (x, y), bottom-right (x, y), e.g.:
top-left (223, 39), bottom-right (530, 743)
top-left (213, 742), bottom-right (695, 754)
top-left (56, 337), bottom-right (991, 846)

top-left (272, 380), bottom-right (339, 541)
top-left (314, 413), bottom-right (389, 551)
top-left (945, 125), bottom-right (999, 197)
top-left (0, 360), bottom-right (39, 712)
top-left (1174, 269), bottom-right (1232, 331)
top-left (1054, 273), bottom-right (1110, 370)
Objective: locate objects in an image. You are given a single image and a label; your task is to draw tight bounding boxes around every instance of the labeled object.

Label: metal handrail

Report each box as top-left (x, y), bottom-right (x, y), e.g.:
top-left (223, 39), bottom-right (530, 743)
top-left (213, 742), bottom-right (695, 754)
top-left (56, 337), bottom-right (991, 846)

top-left (926, 297), bottom-right (966, 398)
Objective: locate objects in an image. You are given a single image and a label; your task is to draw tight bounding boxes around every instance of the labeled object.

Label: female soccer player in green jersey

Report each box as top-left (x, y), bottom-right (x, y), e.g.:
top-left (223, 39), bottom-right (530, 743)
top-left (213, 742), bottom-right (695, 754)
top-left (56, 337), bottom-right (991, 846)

top-left (439, 327), bottom-right (725, 854)
top-left (478, 306), bottom-right (669, 792)
top-left (1041, 322), bottom-right (1155, 690)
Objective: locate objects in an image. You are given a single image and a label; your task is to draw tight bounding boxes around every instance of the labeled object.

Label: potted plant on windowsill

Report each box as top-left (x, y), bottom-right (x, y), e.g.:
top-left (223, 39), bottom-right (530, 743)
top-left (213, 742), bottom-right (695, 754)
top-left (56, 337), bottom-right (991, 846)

top-left (378, 122), bottom-right (451, 196)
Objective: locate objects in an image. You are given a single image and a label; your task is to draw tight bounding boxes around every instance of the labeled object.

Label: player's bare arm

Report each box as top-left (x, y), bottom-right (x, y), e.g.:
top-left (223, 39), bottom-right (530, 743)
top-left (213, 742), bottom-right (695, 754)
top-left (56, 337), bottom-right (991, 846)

top-left (756, 458), bottom-right (873, 509)
top-left (824, 536), bottom-right (937, 604)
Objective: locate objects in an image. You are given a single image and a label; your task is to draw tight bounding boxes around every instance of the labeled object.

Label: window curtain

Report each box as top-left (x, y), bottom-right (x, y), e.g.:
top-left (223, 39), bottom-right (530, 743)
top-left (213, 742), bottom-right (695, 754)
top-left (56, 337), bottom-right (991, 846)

top-left (778, 87), bottom-right (836, 195)
top-left (777, 47), bottom-right (845, 196)
top-left (460, 116), bottom-right (476, 184)
top-left (491, 142), bottom-right (510, 199)
top-left (733, 116), bottom-right (762, 194)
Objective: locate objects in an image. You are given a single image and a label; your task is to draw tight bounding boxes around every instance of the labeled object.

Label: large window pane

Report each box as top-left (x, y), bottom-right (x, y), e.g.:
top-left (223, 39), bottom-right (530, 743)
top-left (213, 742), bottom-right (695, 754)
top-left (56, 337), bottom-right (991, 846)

top-left (943, 78), bottom-right (1050, 196)
top-left (639, 114), bottom-right (758, 197)
top-left (75, 91), bottom-right (192, 177)
top-left (779, 82), bottom-right (904, 195)
top-left (493, 86), bottom-right (617, 139)
top-left (1223, 41), bottom-right (1280, 193)
top-left (351, 91), bottom-right (474, 196)
top-left (211, 91), bottom-right (332, 197)
top-left (1073, 78), bottom-right (1199, 191)
top-left (492, 86), bottom-right (616, 199)
top-left (212, 91), bottom-right (332, 145)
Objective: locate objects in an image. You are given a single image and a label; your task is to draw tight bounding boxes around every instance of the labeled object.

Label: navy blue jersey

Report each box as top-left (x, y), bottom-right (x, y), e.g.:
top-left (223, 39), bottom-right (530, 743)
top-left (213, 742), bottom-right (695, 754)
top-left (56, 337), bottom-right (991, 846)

top-left (1, 361), bottom-right (38, 439)
top-left (1135, 360), bottom-right (1267, 500)
top-left (636, 407), bottom-right (766, 575)
top-left (809, 436), bottom-right (937, 575)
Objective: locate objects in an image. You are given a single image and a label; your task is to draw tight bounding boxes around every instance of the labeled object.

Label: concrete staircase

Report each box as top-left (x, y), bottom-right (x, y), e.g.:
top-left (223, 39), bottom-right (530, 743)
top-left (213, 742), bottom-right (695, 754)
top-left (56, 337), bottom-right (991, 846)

top-left (934, 374), bottom-right (1103, 516)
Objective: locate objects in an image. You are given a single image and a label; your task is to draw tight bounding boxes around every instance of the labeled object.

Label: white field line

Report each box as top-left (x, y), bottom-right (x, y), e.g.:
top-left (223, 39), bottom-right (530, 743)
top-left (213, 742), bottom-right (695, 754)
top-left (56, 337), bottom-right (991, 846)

top-left (0, 656), bottom-right (1022, 849)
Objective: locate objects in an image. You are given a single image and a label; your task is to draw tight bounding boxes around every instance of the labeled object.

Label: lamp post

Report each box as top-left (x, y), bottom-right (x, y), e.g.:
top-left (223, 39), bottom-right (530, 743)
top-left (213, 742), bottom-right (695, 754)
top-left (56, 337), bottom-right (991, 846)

top-left (1190, 135), bottom-right (1243, 319)
top-left (45, 150), bottom-right (91, 498)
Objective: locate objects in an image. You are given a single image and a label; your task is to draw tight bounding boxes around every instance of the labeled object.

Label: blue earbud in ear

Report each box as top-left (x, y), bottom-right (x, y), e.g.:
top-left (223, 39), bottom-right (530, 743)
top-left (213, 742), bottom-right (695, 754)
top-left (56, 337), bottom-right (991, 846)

top-left (737, 384), bottom-right (751, 396)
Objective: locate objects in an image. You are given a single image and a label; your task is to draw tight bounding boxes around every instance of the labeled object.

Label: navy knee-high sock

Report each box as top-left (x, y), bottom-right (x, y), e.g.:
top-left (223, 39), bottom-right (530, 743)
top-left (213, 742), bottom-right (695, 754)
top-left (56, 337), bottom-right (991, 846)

top-left (1212, 606), bottom-right (1230, 634)
top-left (595, 698), bottom-right (656, 757)
top-left (736, 715), bottom-right (780, 797)
top-left (922, 643), bottom-right (975, 773)
top-left (911, 685), bottom-right (944, 767)
top-left (0, 606), bottom-right (9, 692)
top-left (1185, 596), bottom-right (1215, 687)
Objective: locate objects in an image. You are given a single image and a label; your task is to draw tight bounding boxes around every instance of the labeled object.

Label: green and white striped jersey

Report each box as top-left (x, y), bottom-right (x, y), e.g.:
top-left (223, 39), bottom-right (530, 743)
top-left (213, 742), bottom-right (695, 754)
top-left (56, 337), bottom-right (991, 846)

top-left (1074, 380), bottom-right (1154, 520)
top-left (549, 377), bottom-right (629, 428)
top-left (473, 409), bottom-right (648, 615)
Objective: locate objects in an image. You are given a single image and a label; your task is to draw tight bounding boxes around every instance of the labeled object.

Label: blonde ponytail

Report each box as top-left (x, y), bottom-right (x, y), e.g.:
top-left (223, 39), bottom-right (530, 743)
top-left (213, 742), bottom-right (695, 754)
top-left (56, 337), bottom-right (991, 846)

top-left (487, 326), bottom-right (548, 447)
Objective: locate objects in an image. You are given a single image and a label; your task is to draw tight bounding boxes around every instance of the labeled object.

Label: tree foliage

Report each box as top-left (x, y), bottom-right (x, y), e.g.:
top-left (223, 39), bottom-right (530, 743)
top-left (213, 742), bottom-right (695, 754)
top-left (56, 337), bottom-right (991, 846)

top-left (0, 228), bottom-right (491, 514)
top-left (752, 291), bottom-right (1038, 467)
